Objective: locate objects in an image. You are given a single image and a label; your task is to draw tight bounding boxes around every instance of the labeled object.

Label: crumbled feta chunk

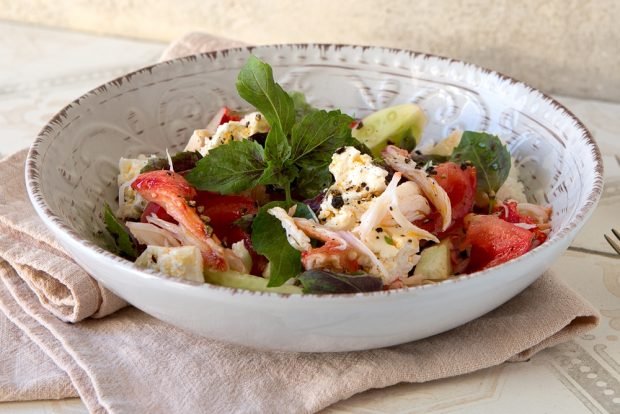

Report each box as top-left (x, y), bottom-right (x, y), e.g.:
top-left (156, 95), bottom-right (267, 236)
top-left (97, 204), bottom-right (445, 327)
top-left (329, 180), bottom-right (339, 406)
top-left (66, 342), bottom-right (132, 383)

top-left (319, 146), bottom-right (388, 230)
top-left (364, 227), bottom-right (421, 281)
top-left (186, 112), bottom-right (270, 156)
top-left (135, 245), bottom-right (204, 283)
top-left (117, 155), bottom-right (155, 219)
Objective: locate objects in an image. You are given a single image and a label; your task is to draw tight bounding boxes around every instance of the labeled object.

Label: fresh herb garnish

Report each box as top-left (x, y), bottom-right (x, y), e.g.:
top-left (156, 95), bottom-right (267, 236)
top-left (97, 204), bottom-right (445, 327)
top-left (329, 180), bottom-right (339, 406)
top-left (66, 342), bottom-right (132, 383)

top-left (450, 131), bottom-right (511, 203)
top-left (251, 201), bottom-right (315, 287)
top-left (103, 203), bottom-right (138, 259)
top-left (186, 55), bottom-right (360, 201)
top-left (140, 151), bottom-right (202, 173)
top-left (185, 139), bottom-right (266, 194)
top-left (384, 235), bottom-right (395, 246)
top-left (297, 269), bottom-right (383, 294)
top-left (289, 91), bottom-right (318, 121)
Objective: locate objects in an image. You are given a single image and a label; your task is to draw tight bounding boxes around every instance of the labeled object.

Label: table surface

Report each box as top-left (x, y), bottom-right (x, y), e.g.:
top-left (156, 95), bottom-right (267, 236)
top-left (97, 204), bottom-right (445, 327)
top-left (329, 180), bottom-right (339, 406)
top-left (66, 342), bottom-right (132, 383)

top-left (0, 20), bottom-right (619, 414)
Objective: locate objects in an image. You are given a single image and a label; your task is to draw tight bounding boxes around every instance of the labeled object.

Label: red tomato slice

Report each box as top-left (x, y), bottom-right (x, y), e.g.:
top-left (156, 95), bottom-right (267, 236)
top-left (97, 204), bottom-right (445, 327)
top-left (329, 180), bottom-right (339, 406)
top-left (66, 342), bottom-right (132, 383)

top-left (194, 191), bottom-right (257, 230)
top-left (414, 162), bottom-right (476, 236)
top-left (464, 214), bottom-right (533, 272)
top-left (205, 107), bottom-right (242, 132)
top-left (433, 162), bottom-right (477, 222)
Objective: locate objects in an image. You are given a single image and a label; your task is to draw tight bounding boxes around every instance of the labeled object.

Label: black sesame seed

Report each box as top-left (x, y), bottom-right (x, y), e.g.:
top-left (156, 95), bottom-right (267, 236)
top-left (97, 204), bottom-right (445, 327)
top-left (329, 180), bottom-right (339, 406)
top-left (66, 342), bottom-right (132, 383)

top-left (376, 227), bottom-right (383, 233)
top-left (356, 121), bottom-right (364, 130)
top-left (335, 147), bottom-right (346, 154)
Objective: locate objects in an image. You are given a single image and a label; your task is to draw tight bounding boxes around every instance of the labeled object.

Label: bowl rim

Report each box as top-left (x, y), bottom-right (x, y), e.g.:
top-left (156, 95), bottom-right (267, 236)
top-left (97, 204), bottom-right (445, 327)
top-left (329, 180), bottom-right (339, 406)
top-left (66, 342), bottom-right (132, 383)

top-left (25, 43), bottom-right (604, 301)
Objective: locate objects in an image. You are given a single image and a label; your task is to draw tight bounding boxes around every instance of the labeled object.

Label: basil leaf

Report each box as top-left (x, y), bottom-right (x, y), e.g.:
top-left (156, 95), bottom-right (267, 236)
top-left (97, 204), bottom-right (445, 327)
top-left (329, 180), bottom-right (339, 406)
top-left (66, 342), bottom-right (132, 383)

top-left (263, 123), bottom-right (291, 168)
top-left (344, 134), bottom-right (374, 157)
top-left (290, 109), bottom-right (354, 167)
top-left (236, 55), bottom-right (295, 135)
top-left (140, 151), bottom-right (202, 174)
top-left (185, 140), bottom-right (266, 194)
top-left (103, 203), bottom-right (138, 259)
top-left (450, 131), bottom-right (511, 197)
top-left (297, 269), bottom-right (384, 294)
top-left (294, 163), bottom-right (333, 199)
top-left (289, 91), bottom-right (318, 121)
top-left (251, 201), bottom-right (314, 287)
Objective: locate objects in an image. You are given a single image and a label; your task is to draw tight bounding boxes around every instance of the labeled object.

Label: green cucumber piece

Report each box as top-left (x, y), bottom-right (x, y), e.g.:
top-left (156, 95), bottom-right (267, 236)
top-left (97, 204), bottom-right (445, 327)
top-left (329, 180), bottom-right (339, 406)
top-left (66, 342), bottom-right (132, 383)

top-left (351, 103), bottom-right (427, 157)
top-left (204, 270), bottom-right (302, 294)
top-left (414, 239), bottom-right (453, 280)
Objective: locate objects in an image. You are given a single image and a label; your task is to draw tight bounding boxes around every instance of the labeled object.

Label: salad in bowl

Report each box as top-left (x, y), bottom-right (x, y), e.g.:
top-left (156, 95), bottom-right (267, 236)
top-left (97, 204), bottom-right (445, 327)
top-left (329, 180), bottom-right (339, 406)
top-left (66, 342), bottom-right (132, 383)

top-left (104, 56), bottom-right (551, 294)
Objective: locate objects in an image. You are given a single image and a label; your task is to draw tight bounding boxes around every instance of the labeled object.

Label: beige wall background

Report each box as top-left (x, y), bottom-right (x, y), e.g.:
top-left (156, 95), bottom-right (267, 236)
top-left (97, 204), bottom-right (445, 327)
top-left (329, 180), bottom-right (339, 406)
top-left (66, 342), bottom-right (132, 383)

top-left (1, 0), bottom-right (618, 102)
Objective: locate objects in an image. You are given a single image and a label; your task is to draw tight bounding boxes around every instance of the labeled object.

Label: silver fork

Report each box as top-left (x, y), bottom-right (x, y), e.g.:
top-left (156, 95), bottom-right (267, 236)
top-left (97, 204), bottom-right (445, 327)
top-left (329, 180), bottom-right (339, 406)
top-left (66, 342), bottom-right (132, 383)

top-left (604, 228), bottom-right (620, 255)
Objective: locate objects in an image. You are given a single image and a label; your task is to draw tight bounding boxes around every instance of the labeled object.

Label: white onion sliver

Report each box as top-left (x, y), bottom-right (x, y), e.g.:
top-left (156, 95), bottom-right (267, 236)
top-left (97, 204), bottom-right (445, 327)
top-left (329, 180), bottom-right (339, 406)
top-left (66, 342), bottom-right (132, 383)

top-left (165, 148), bottom-right (174, 172)
top-left (389, 191), bottom-right (439, 243)
top-left (356, 172), bottom-right (401, 241)
top-left (513, 222), bottom-right (538, 230)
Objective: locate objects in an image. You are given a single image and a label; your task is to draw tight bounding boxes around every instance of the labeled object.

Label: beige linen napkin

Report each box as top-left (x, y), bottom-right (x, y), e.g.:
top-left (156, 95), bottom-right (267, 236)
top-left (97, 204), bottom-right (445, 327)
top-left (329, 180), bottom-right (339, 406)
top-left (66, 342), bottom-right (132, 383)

top-left (0, 33), bottom-right (601, 413)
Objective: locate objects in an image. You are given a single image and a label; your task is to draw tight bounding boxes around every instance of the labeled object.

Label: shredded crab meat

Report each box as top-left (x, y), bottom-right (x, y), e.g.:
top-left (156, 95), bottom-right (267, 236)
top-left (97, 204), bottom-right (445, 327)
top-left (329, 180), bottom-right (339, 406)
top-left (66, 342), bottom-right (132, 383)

top-left (126, 221), bottom-right (181, 247)
top-left (146, 215), bottom-right (249, 273)
top-left (355, 172), bottom-right (438, 244)
top-left (293, 218), bottom-right (348, 250)
top-left (387, 184), bottom-right (439, 243)
top-left (356, 172), bottom-right (402, 242)
top-left (382, 145), bottom-right (452, 231)
top-left (268, 207), bottom-right (312, 252)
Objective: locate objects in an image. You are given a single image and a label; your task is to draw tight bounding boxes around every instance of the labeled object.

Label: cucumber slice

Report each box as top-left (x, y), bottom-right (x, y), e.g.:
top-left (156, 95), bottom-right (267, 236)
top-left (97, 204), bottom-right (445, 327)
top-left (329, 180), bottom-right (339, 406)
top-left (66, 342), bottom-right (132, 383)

top-left (414, 239), bottom-right (453, 280)
top-left (351, 103), bottom-right (427, 157)
top-left (204, 270), bottom-right (302, 294)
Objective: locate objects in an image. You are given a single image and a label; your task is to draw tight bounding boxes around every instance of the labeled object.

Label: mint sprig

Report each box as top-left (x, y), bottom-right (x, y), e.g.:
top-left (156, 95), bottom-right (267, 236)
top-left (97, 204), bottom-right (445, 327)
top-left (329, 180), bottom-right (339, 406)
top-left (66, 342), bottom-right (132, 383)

top-left (186, 55), bottom-right (359, 201)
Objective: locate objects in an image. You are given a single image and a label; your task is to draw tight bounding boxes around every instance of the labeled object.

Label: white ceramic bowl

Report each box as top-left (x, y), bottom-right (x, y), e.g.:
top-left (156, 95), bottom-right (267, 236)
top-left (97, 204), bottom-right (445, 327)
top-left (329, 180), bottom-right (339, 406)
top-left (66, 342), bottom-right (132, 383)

top-left (26, 45), bottom-right (603, 352)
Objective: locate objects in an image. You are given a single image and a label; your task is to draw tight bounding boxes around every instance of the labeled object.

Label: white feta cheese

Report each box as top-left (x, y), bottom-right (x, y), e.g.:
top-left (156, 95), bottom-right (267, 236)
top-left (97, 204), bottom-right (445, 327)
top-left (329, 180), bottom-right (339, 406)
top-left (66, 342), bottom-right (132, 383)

top-left (364, 227), bottom-right (421, 283)
top-left (135, 245), bottom-right (204, 283)
top-left (116, 155), bottom-right (155, 219)
top-left (319, 146), bottom-right (388, 230)
top-left (186, 112), bottom-right (270, 156)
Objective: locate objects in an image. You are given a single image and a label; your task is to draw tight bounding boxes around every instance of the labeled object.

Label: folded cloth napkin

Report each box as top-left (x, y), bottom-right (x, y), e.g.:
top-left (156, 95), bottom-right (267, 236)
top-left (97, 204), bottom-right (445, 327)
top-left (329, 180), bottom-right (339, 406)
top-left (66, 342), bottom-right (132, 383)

top-left (0, 33), bottom-right (601, 413)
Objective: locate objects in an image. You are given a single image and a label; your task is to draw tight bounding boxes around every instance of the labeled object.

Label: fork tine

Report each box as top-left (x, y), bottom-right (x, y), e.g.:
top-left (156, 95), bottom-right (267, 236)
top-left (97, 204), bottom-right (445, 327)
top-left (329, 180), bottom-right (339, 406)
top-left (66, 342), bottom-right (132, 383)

top-left (605, 233), bottom-right (620, 255)
top-left (613, 228), bottom-right (620, 240)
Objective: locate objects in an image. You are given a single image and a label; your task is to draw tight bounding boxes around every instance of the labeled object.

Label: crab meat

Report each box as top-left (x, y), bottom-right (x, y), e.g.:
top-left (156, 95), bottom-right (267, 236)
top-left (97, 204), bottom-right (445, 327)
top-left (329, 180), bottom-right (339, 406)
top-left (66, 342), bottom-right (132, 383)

top-left (131, 170), bottom-right (246, 272)
top-left (382, 145), bottom-right (452, 231)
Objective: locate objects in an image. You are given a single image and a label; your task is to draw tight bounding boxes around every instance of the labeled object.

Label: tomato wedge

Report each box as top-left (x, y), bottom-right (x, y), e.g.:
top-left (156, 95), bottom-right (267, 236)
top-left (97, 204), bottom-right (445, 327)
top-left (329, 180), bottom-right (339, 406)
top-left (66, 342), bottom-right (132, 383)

top-left (464, 214), bottom-right (533, 272)
top-left (194, 191), bottom-right (257, 242)
top-left (415, 162), bottom-right (476, 235)
top-left (434, 162), bottom-right (477, 222)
